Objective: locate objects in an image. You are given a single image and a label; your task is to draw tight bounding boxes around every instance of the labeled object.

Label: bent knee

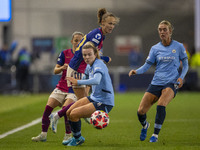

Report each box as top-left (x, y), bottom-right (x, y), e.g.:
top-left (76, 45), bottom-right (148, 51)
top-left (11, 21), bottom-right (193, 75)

top-left (66, 109), bottom-right (71, 118)
top-left (68, 110), bottom-right (78, 121)
top-left (137, 108), bottom-right (146, 115)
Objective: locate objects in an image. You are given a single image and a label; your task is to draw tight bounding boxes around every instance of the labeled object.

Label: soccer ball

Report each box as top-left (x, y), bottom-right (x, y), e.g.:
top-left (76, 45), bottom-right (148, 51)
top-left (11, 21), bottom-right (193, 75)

top-left (90, 110), bottom-right (109, 129)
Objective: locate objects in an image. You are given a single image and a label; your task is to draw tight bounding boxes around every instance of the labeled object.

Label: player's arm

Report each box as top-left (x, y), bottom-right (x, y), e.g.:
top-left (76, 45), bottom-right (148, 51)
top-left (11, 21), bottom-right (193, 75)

top-left (54, 51), bottom-right (67, 74)
top-left (177, 58), bottom-right (189, 88)
top-left (129, 47), bottom-right (155, 77)
top-left (54, 63), bottom-right (68, 74)
top-left (67, 72), bottom-right (102, 86)
top-left (129, 62), bottom-right (152, 77)
top-left (100, 56), bottom-right (112, 63)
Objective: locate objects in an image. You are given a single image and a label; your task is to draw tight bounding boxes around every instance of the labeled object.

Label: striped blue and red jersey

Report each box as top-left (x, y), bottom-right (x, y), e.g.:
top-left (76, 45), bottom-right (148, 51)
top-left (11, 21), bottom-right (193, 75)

top-left (69, 27), bottom-right (105, 72)
top-left (56, 49), bottom-right (86, 92)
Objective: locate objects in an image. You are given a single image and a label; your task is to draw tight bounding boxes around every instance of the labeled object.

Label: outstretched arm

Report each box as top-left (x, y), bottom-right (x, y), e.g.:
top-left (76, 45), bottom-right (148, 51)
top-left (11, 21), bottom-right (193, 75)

top-left (67, 72), bottom-right (102, 86)
top-left (129, 62), bottom-right (151, 77)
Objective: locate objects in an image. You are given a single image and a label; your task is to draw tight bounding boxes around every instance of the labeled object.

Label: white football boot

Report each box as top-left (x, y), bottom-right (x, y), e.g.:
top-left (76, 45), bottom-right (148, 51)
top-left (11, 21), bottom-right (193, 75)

top-left (62, 133), bottom-right (73, 145)
top-left (31, 132), bottom-right (47, 142)
top-left (49, 113), bottom-right (58, 133)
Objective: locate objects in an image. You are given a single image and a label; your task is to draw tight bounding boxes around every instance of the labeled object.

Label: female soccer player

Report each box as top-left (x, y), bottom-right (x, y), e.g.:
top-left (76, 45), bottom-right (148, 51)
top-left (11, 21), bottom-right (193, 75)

top-left (65, 42), bottom-right (114, 146)
top-left (67, 8), bottom-right (119, 100)
top-left (31, 31), bottom-right (84, 143)
top-left (129, 20), bottom-right (189, 142)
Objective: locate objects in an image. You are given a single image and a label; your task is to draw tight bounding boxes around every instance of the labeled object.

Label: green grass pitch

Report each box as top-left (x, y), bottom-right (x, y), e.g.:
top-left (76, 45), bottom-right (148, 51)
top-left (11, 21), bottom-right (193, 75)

top-left (0, 92), bottom-right (200, 150)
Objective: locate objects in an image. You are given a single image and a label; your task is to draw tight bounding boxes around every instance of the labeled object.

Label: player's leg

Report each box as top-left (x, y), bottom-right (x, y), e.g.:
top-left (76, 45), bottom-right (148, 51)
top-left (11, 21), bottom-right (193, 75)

top-left (137, 92), bottom-right (158, 141)
top-left (66, 97), bottom-right (95, 146)
top-left (58, 98), bottom-right (75, 145)
top-left (32, 95), bottom-right (61, 141)
top-left (73, 87), bottom-right (87, 100)
top-left (51, 93), bottom-right (77, 144)
top-left (32, 89), bottom-right (64, 142)
top-left (51, 93), bottom-right (77, 132)
top-left (150, 87), bottom-right (174, 142)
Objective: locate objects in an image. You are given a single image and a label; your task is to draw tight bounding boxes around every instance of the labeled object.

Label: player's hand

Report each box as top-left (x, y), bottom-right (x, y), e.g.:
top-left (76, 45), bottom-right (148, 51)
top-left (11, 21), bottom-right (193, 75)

top-left (176, 78), bottom-right (183, 88)
top-left (107, 57), bottom-right (112, 63)
top-left (62, 63), bottom-right (68, 70)
top-left (129, 69), bottom-right (137, 77)
top-left (67, 77), bottom-right (78, 86)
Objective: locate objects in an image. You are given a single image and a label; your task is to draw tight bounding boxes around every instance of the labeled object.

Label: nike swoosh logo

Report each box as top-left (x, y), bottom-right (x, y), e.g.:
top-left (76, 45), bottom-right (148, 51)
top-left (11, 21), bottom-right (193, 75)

top-left (76, 140), bottom-right (83, 145)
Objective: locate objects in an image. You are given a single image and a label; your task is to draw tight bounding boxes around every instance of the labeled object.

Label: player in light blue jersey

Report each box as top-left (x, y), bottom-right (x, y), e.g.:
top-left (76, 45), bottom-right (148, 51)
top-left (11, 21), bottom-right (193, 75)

top-left (64, 42), bottom-right (114, 146)
top-left (129, 20), bottom-right (189, 142)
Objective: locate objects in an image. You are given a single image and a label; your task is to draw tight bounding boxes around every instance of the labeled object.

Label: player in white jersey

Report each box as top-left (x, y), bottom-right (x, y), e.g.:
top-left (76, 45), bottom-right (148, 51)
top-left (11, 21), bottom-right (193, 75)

top-left (129, 20), bottom-right (188, 142)
top-left (63, 42), bottom-right (114, 146)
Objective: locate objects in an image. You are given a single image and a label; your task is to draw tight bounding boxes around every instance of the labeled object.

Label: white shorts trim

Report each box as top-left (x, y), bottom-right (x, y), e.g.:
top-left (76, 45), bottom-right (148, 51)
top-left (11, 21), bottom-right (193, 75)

top-left (49, 88), bottom-right (77, 105)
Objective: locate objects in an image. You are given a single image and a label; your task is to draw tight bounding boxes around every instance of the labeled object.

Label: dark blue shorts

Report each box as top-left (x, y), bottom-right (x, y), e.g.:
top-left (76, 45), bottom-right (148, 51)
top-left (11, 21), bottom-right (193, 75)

top-left (87, 96), bottom-right (113, 113)
top-left (146, 83), bottom-right (178, 98)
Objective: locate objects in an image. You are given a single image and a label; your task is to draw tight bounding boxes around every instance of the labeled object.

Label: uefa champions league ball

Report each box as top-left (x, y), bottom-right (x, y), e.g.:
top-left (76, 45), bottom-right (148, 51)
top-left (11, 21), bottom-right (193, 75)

top-left (90, 110), bottom-right (109, 129)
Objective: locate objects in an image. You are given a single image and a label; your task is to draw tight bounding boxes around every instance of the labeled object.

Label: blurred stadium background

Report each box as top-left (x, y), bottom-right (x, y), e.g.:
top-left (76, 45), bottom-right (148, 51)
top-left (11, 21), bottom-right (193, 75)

top-left (0, 0), bottom-right (200, 93)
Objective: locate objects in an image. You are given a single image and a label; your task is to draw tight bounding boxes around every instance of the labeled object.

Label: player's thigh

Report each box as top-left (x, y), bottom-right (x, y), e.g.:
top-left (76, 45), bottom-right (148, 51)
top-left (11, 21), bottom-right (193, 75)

top-left (63, 93), bottom-right (77, 107)
top-left (63, 98), bottom-right (75, 107)
top-left (158, 87), bottom-right (174, 106)
top-left (138, 92), bottom-right (158, 114)
top-left (47, 97), bottom-right (62, 108)
top-left (67, 97), bottom-right (90, 116)
top-left (73, 87), bottom-right (86, 100)
top-left (70, 103), bottom-right (96, 121)
top-left (48, 89), bottom-right (68, 107)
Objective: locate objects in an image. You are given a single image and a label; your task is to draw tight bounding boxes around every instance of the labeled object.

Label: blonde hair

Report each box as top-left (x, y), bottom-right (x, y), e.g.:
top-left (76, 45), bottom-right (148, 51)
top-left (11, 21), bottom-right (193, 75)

top-left (82, 42), bottom-right (100, 59)
top-left (158, 20), bottom-right (174, 33)
top-left (97, 8), bottom-right (120, 25)
top-left (72, 31), bottom-right (84, 40)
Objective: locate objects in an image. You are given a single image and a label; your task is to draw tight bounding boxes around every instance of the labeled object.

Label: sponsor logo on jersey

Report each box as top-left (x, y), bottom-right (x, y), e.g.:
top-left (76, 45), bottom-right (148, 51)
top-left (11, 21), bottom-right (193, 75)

top-left (92, 38), bottom-right (100, 44)
top-left (158, 56), bottom-right (175, 61)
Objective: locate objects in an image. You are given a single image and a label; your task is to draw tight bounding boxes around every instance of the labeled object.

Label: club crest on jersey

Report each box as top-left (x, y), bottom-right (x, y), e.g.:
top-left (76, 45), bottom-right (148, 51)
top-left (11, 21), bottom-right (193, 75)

top-left (172, 49), bottom-right (176, 53)
top-left (95, 33), bottom-right (101, 40)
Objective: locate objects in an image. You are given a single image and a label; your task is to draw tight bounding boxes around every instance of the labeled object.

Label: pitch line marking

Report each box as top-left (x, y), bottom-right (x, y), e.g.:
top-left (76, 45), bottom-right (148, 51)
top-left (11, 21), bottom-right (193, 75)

top-left (0, 117), bottom-right (198, 139)
top-left (0, 117), bottom-right (41, 139)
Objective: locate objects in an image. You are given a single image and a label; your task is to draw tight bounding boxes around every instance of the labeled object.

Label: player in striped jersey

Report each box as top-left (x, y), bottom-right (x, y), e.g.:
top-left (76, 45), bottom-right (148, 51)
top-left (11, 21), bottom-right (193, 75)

top-left (31, 31), bottom-right (84, 143)
top-left (67, 8), bottom-right (120, 100)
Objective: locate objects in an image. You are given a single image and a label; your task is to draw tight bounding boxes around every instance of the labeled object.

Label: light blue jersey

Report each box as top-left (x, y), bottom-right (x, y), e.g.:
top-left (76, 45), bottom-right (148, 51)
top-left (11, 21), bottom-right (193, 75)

top-left (146, 40), bottom-right (188, 85)
top-left (80, 59), bottom-right (114, 106)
